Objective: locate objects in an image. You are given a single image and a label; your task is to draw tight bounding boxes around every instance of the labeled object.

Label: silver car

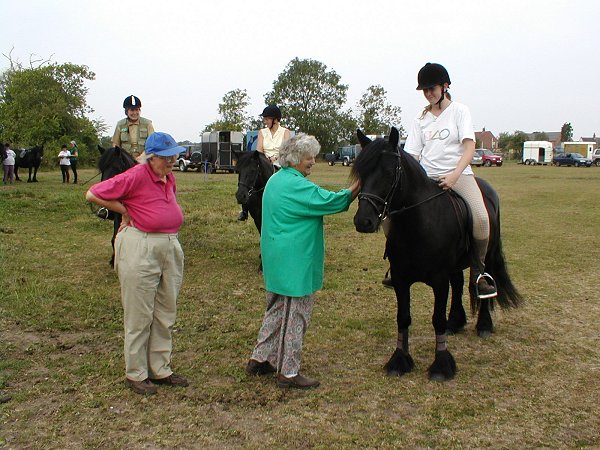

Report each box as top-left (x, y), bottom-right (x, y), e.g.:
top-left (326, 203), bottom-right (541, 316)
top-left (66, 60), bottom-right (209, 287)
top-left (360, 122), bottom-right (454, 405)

top-left (471, 152), bottom-right (483, 167)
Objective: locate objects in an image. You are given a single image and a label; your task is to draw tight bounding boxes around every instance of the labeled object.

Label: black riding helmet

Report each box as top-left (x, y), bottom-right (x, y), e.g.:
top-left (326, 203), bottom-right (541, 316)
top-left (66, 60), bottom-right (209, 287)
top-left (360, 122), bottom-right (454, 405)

top-left (123, 95), bottom-right (142, 109)
top-left (261, 105), bottom-right (282, 121)
top-left (416, 63), bottom-right (451, 90)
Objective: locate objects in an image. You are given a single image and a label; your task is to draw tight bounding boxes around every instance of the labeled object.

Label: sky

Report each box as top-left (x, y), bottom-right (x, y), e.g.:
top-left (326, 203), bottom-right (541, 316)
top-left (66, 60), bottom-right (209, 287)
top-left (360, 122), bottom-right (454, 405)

top-left (2, 0), bottom-right (598, 143)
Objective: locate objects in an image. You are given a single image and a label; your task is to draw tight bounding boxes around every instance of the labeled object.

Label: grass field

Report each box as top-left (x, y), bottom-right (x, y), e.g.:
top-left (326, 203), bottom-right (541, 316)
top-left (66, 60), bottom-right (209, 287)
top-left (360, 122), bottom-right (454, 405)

top-left (1, 162), bottom-right (599, 449)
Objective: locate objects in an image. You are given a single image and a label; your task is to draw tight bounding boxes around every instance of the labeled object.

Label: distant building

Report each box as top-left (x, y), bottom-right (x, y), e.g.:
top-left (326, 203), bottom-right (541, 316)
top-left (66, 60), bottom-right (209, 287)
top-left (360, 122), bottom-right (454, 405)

top-left (474, 128), bottom-right (498, 150)
top-left (527, 131), bottom-right (561, 149)
top-left (581, 133), bottom-right (600, 146)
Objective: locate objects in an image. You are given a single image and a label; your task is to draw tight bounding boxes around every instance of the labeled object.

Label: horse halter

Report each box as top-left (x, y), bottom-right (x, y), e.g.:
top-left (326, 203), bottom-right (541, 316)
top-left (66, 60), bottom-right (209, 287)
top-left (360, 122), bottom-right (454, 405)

top-left (358, 148), bottom-right (402, 226)
top-left (237, 159), bottom-right (274, 199)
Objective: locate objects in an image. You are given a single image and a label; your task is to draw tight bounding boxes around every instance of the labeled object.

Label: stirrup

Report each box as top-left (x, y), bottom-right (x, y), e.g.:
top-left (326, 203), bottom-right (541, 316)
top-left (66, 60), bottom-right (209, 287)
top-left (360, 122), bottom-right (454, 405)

top-left (475, 272), bottom-right (497, 299)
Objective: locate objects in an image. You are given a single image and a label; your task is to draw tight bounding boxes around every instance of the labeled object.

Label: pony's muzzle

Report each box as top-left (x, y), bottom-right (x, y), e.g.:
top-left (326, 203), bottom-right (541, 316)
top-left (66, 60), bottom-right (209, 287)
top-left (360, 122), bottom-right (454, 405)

top-left (354, 214), bottom-right (378, 233)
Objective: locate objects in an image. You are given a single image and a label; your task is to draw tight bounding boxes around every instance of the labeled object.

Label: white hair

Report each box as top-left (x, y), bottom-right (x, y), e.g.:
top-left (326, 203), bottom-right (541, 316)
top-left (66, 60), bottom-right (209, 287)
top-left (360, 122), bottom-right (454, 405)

top-left (278, 134), bottom-right (320, 167)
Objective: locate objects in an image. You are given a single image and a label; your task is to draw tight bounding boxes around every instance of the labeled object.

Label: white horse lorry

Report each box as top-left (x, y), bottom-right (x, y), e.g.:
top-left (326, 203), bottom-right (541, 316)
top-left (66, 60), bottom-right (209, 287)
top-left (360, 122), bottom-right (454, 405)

top-left (522, 141), bottom-right (553, 165)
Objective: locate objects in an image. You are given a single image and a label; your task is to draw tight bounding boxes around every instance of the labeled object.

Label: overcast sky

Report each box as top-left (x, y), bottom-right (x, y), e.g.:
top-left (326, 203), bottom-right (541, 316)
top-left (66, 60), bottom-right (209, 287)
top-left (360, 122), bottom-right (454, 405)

top-left (2, 0), bottom-right (597, 142)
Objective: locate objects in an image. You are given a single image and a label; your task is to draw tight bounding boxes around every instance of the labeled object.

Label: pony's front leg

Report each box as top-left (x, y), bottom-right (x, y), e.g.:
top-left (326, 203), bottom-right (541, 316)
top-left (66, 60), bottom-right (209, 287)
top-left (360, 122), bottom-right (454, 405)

top-left (384, 280), bottom-right (414, 376)
top-left (428, 279), bottom-right (457, 381)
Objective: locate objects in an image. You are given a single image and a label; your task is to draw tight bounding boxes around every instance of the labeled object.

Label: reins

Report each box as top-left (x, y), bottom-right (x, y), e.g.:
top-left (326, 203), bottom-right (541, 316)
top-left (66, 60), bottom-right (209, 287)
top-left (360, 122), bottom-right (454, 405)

top-left (358, 147), bottom-right (449, 223)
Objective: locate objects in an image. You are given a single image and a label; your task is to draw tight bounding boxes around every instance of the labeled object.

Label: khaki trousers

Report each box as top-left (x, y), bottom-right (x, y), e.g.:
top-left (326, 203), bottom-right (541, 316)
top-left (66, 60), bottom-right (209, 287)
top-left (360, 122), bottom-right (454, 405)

top-left (114, 226), bottom-right (184, 381)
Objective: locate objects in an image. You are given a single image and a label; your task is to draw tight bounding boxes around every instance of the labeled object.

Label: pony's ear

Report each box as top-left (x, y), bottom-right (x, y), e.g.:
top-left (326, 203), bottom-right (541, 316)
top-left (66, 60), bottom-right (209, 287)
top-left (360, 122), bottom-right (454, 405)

top-left (97, 145), bottom-right (105, 154)
top-left (357, 129), bottom-right (371, 147)
top-left (389, 127), bottom-right (399, 149)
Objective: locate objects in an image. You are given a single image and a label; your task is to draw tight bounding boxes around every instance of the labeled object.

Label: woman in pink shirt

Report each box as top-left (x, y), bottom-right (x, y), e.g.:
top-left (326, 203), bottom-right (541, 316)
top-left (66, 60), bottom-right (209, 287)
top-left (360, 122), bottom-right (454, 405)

top-left (86, 132), bottom-right (188, 395)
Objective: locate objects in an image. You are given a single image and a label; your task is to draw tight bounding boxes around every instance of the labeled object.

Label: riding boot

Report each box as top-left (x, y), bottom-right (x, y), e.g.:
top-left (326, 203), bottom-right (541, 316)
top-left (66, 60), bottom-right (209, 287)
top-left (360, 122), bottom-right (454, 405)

top-left (470, 239), bottom-right (497, 299)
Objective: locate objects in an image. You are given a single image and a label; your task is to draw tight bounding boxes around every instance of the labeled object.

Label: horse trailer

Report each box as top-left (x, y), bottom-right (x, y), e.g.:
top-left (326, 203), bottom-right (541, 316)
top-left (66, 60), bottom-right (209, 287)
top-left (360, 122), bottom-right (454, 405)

top-left (522, 141), bottom-right (553, 165)
top-left (200, 131), bottom-right (244, 173)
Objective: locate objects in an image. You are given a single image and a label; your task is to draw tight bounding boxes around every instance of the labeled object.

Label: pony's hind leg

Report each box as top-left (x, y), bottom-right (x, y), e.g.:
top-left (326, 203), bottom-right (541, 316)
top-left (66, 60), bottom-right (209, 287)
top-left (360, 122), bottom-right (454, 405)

top-left (475, 298), bottom-right (494, 338)
top-left (446, 270), bottom-right (467, 334)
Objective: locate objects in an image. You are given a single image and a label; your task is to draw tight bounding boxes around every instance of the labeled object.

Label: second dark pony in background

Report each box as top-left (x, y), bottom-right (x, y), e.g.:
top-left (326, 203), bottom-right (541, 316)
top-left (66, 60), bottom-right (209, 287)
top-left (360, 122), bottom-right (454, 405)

top-left (97, 145), bottom-right (137, 267)
top-left (233, 150), bottom-right (275, 272)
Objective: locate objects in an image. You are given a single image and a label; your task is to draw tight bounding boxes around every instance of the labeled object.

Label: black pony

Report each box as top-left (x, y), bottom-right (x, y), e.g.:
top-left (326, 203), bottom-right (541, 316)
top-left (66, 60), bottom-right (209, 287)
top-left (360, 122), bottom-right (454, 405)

top-left (233, 150), bottom-right (275, 271)
top-left (352, 127), bottom-right (522, 381)
top-left (97, 146), bottom-right (137, 267)
top-left (15, 146), bottom-right (44, 182)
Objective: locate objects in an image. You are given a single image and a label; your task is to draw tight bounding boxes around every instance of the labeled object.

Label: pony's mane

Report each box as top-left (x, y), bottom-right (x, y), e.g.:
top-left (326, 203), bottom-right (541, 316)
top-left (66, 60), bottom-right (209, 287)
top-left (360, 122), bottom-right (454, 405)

top-left (98, 147), bottom-right (136, 173)
top-left (235, 150), bottom-right (271, 172)
top-left (350, 138), bottom-right (388, 182)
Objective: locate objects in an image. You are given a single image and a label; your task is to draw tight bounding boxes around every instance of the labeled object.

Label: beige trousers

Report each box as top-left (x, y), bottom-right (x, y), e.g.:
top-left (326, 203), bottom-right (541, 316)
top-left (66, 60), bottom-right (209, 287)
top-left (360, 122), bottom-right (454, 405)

top-left (114, 226), bottom-right (184, 381)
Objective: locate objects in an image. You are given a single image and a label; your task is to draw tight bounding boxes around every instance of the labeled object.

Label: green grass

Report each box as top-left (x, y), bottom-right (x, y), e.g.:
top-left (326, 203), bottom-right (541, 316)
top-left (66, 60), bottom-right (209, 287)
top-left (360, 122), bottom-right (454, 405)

top-left (1, 162), bottom-right (599, 449)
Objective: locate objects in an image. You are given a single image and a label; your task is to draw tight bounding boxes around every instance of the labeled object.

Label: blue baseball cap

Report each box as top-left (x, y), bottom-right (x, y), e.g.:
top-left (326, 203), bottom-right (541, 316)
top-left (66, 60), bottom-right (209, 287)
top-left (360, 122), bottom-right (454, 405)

top-left (145, 132), bottom-right (185, 157)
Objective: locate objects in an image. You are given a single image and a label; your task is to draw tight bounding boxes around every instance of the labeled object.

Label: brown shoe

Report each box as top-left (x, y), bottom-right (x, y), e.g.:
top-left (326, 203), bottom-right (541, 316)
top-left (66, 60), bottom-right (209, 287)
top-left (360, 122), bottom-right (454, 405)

top-left (246, 359), bottom-right (276, 376)
top-left (149, 373), bottom-right (189, 387)
top-left (125, 378), bottom-right (158, 395)
top-left (475, 273), bottom-right (497, 299)
top-left (277, 373), bottom-right (320, 389)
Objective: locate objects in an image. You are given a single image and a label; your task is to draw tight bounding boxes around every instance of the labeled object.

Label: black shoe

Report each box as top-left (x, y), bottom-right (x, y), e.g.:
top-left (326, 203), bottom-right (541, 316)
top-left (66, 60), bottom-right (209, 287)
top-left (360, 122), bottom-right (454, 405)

top-left (237, 210), bottom-right (248, 221)
top-left (382, 269), bottom-right (394, 289)
top-left (246, 359), bottom-right (276, 376)
top-left (382, 277), bottom-right (394, 289)
top-left (475, 273), bottom-right (497, 299)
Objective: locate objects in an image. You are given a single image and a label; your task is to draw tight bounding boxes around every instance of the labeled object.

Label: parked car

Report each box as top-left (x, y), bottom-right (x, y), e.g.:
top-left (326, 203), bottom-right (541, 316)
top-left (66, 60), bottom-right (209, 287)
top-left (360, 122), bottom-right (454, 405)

top-left (471, 152), bottom-right (483, 167)
top-left (175, 150), bottom-right (191, 171)
top-left (552, 152), bottom-right (592, 167)
top-left (175, 144), bottom-right (202, 171)
top-left (475, 149), bottom-right (503, 167)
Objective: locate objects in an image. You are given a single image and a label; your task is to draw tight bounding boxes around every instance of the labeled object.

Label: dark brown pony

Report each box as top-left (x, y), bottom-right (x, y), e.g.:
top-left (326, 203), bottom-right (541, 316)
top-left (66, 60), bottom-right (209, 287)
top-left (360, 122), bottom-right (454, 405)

top-left (15, 146), bottom-right (44, 182)
top-left (352, 127), bottom-right (522, 381)
top-left (97, 146), bottom-right (137, 267)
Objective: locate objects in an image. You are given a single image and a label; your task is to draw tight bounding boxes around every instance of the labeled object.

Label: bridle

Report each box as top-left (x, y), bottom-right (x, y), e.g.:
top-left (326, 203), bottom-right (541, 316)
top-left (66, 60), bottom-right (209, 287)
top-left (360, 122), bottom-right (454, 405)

top-left (358, 149), bottom-right (402, 226)
top-left (237, 158), bottom-right (275, 199)
top-left (358, 147), bottom-right (447, 226)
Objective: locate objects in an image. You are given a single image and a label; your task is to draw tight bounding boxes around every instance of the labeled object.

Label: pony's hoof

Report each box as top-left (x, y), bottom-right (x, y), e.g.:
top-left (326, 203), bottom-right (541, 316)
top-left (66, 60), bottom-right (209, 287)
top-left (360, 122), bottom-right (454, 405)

top-left (428, 350), bottom-right (456, 381)
top-left (477, 329), bottom-right (493, 339)
top-left (429, 372), bottom-right (450, 382)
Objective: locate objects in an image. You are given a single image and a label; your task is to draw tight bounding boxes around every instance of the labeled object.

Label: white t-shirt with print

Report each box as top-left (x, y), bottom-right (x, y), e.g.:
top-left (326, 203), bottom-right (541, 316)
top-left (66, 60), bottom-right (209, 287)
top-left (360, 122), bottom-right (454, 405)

top-left (404, 101), bottom-right (475, 177)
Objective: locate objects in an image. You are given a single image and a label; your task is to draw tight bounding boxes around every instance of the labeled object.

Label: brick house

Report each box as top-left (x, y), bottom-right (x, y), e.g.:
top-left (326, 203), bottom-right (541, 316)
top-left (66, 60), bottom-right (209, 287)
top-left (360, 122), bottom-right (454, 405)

top-left (527, 132), bottom-right (561, 150)
top-left (474, 128), bottom-right (498, 150)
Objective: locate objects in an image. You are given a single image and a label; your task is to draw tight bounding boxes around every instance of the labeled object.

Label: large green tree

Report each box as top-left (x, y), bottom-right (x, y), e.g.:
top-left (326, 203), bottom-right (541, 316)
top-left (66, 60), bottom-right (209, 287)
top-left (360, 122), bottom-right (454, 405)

top-left (355, 85), bottom-right (403, 136)
top-left (560, 122), bottom-right (573, 142)
top-left (204, 88), bottom-right (252, 132)
top-left (0, 60), bottom-right (104, 166)
top-left (264, 58), bottom-right (356, 153)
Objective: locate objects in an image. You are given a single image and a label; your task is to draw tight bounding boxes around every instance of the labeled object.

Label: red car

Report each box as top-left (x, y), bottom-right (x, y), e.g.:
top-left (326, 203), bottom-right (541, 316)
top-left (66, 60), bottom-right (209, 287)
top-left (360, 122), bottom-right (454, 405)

top-left (475, 149), bottom-right (503, 167)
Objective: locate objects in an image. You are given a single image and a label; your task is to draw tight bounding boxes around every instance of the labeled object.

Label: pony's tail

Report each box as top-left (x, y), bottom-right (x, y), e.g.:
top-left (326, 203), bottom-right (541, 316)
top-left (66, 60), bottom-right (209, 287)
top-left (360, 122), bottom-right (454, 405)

top-left (470, 210), bottom-right (524, 313)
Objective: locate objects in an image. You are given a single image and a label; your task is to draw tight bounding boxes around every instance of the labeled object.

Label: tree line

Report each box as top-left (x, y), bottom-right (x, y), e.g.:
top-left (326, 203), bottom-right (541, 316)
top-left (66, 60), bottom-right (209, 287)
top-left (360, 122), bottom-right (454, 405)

top-left (204, 58), bottom-right (403, 153)
top-left (0, 51), bottom-right (574, 165)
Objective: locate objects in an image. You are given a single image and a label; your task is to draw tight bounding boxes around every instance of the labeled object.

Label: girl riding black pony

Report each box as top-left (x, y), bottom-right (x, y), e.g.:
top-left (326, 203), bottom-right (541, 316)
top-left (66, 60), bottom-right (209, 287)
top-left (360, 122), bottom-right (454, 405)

top-left (352, 127), bottom-right (522, 381)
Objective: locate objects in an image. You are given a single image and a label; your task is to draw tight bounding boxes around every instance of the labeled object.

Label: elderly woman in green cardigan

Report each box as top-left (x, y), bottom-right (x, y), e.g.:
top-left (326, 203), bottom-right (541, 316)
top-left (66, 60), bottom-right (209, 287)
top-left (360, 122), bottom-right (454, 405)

top-left (246, 134), bottom-right (361, 389)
